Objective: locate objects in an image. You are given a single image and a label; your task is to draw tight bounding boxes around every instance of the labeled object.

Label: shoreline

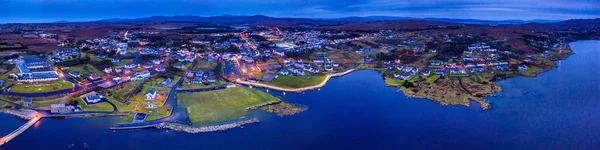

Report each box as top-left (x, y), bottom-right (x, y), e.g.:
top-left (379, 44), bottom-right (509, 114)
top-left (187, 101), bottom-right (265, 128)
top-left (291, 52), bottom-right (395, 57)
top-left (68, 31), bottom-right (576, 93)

top-left (156, 118), bottom-right (259, 133)
top-left (235, 69), bottom-right (355, 92)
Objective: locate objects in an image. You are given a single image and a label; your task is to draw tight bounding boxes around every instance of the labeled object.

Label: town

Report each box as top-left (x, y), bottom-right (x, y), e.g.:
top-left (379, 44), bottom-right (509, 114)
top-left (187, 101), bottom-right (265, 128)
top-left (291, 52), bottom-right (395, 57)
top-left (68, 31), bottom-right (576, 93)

top-left (0, 16), bottom-right (597, 145)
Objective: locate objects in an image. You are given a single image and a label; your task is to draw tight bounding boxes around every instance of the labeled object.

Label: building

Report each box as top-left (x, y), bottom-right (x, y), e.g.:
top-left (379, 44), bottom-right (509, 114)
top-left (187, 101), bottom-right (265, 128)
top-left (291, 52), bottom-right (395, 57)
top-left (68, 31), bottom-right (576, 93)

top-left (135, 70), bottom-right (151, 79)
top-left (84, 95), bottom-right (103, 105)
top-left (401, 72), bottom-right (411, 80)
top-left (10, 56), bottom-right (59, 82)
top-left (23, 98), bottom-right (32, 106)
top-left (51, 104), bottom-right (67, 113)
top-left (144, 88), bottom-right (157, 100)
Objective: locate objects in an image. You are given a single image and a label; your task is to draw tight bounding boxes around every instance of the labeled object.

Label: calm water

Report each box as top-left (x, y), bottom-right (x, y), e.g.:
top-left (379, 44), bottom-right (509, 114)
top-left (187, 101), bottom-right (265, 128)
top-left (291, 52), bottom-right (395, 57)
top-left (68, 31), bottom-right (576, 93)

top-left (1, 41), bottom-right (599, 150)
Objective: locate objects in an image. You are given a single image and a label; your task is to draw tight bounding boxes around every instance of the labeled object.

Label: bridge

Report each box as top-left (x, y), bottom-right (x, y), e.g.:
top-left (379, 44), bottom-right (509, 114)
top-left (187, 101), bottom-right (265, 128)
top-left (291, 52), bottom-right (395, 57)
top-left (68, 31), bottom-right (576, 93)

top-left (0, 114), bottom-right (41, 147)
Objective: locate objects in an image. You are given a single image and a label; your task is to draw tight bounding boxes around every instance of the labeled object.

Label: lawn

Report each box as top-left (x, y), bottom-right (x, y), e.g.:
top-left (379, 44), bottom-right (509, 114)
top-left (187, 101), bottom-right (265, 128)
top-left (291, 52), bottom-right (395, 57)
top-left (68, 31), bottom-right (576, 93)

top-left (192, 60), bottom-right (218, 70)
top-left (177, 87), bottom-right (279, 124)
top-left (77, 98), bottom-right (114, 112)
top-left (108, 98), bottom-right (137, 112)
top-left (118, 114), bottom-right (135, 123)
top-left (425, 74), bottom-right (441, 83)
top-left (108, 81), bottom-right (143, 102)
top-left (178, 80), bottom-right (227, 90)
top-left (10, 80), bottom-right (74, 93)
top-left (521, 66), bottom-right (545, 76)
top-left (356, 64), bottom-right (376, 70)
top-left (145, 107), bottom-right (172, 121)
top-left (268, 75), bottom-right (326, 89)
top-left (385, 77), bottom-right (405, 86)
top-left (66, 64), bottom-right (105, 76)
top-left (31, 99), bottom-right (63, 107)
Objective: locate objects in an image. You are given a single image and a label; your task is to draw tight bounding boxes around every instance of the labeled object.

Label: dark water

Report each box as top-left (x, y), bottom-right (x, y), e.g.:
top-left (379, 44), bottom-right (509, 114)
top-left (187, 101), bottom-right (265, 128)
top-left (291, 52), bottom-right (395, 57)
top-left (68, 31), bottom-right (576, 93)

top-left (1, 41), bottom-right (599, 150)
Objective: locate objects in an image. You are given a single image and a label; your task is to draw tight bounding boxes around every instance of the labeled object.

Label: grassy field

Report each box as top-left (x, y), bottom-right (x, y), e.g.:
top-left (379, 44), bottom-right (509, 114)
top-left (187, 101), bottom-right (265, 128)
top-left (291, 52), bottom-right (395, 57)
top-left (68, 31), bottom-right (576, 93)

top-left (385, 77), bottom-right (405, 86)
top-left (31, 99), bottom-right (63, 107)
top-left (192, 60), bottom-right (218, 70)
top-left (356, 64), bottom-right (376, 70)
top-left (178, 80), bottom-right (226, 90)
top-left (108, 81), bottom-right (143, 102)
top-left (66, 64), bottom-right (105, 76)
top-left (118, 114), bottom-right (135, 123)
top-left (145, 107), bottom-right (172, 121)
top-left (268, 75), bottom-right (326, 89)
top-left (10, 80), bottom-right (74, 93)
top-left (520, 66), bottom-right (545, 76)
top-left (177, 87), bottom-right (279, 124)
top-left (108, 98), bottom-right (137, 112)
top-left (425, 74), bottom-right (441, 83)
top-left (77, 99), bottom-right (114, 112)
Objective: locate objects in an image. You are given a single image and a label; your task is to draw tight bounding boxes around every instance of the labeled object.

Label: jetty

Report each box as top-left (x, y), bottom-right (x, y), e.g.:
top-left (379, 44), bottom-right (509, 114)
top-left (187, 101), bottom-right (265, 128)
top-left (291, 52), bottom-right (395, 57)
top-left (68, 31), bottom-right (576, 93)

top-left (236, 69), bottom-right (355, 92)
top-left (0, 110), bottom-right (42, 147)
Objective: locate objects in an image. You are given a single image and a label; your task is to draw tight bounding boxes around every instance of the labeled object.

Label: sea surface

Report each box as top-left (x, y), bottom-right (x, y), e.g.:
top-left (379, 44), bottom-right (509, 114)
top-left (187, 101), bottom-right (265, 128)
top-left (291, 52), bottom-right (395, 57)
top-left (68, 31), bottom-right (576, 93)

top-left (0, 41), bottom-right (599, 150)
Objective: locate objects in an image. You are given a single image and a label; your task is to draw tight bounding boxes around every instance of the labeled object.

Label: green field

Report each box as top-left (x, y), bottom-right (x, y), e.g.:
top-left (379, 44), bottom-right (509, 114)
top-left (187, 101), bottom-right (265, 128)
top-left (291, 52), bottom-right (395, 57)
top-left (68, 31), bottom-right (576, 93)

top-left (178, 80), bottom-right (226, 90)
top-left (385, 77), bottom-right (405, 86)
top-left (31, 99), bottom-right (63, 107)
top-left (145, 107), bottom-right (172, 121)
top-left (425, 75), bottom-right (441, 83)
top-left (77, 99), bottom-right (114, 112)
top-left (192, 60), bottom-right (218, 70)
top-left (268, 75), bottom-right (326, 89)
top-left (520, 66), bottom-right (545, 76)
top-left (66, 64), bottom-right (105, 76)
top-left (10, 80), bottom-right (74, 93)
top-left (108, 81), bottom-right (143, 102)
top-left (108, 98), bottom-right (137, 112)
top-left (177, 87), bottom-right (279, 124)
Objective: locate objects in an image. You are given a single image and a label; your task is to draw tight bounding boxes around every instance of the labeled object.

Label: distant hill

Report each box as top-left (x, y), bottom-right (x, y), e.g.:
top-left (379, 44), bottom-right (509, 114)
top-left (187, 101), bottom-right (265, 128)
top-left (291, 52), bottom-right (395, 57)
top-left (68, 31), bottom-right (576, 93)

top-left (97, 15), bottom-right (327, 25)
top-left (317, 16), bottom-right (559, 25)
top-left (553, 18), bottom-right (600, 29)
top-left (95, 15), bottom-right (562, 25)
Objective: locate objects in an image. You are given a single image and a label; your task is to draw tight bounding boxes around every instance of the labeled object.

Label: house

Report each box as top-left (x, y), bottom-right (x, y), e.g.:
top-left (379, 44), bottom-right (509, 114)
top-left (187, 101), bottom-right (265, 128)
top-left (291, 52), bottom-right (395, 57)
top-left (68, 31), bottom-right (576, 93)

top-left (420, 69), bottom-right (430, 76)
top-left (111, 58), bottom-right (120, 63)
top-left (312, 58), bottom-right (325, 64)
top-left (144, 88), bottom-right (157, 100)
top-left (401, 72), bottom-right (411, 80)
top-left (69, 72), bottom-right (81, 77)
top-left (161, 78), bottom-right (172, 86)
top-left (96, 54), bottom-right (106, 59)
top-left (435, 69), bottom-right (446, 76)
top-left (226, 84), bottom-right (236, 88)
top-left (104, 68), bottom-right (112, 74)
top-left (279, 70), bottom-right (289, 75)
top-left (135, 70), bottom-right (151, 79)
top-left (84, 94), bottom-right (103, 105)
top-left (51, 104), bottom-right (67, 113)
top-left (518, 65), bottom-right (528, 71)
top-left (154, 67), bottom-right (166, 72)
top-left (23, 98), bottom-right (32, 106)
top-left (125, 63), bottom-right (136, 69)
top-left (142, 63), bottom-right (153, 69)
top-left (393, 74), bottom-right (400, 78)
top-left (88, 74), bottom-right (102, 81)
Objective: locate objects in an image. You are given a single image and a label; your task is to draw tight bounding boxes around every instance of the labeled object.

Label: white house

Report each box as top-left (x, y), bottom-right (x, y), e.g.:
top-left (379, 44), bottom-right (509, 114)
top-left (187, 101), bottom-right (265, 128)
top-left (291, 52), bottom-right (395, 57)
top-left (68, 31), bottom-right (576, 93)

top-left (144, 88), bottom-right (157, 100)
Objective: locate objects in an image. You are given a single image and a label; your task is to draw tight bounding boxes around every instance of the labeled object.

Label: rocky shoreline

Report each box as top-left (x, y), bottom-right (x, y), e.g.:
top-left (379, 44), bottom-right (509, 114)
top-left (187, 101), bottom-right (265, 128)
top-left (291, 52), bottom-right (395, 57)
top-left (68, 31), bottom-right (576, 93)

top-left (156, 118), bottom-right (259, 133)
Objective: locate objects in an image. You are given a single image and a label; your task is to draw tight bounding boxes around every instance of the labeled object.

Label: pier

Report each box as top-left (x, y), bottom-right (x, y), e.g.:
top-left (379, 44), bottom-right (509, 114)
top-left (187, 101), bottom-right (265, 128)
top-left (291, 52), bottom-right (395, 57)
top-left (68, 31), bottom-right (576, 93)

top-left (0, 110), bottom-right (42, 147)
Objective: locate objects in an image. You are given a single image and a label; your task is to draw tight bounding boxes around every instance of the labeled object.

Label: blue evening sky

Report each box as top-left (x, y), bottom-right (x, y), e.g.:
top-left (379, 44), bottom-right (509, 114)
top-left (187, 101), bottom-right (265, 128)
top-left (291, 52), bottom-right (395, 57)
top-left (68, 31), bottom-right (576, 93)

top-left (1, 0), bottom-right (599, 23)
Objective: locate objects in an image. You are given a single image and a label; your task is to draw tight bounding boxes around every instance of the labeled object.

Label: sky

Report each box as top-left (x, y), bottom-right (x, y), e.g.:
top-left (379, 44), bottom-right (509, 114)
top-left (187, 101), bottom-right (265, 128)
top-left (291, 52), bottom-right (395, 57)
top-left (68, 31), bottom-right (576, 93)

top-left (1, 0), bottom-right (600, 23)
